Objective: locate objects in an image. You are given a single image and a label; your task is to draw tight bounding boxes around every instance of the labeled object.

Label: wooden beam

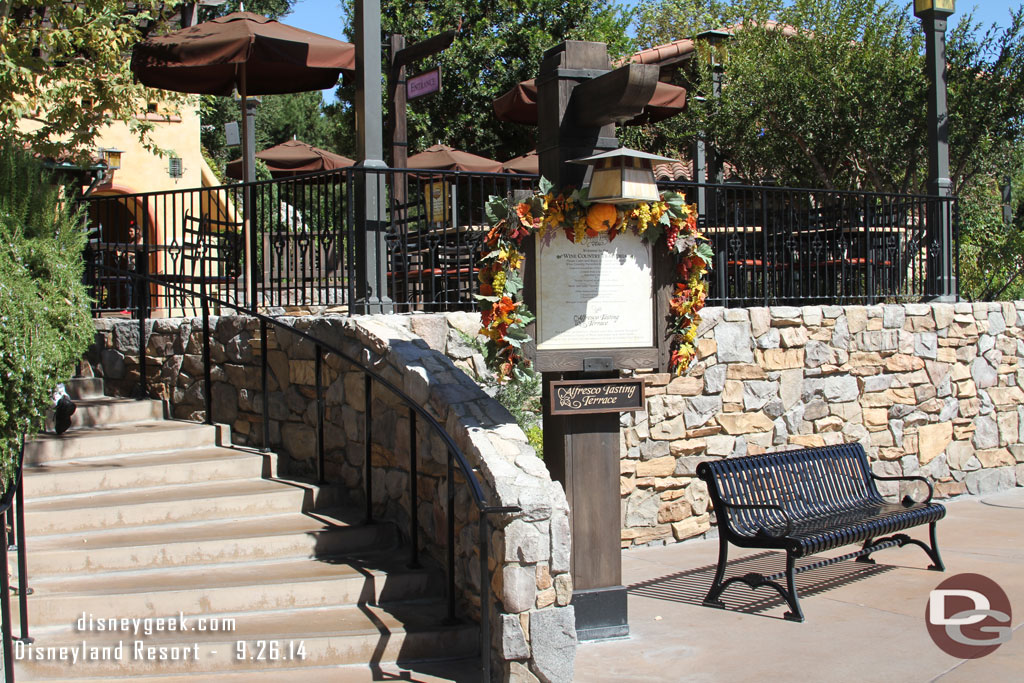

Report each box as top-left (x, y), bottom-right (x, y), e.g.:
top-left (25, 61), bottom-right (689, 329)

top-left (392, 30), bottom-right (456, 70)
top-left (570, 63), bottom-right (660, 127)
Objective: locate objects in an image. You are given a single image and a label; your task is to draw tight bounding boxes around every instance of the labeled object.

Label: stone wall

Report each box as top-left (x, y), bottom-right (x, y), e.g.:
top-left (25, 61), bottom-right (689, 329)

top-left (621, 302), bottom-right (1024, 548)
top-left (88, 313), bottom-right (575, 683)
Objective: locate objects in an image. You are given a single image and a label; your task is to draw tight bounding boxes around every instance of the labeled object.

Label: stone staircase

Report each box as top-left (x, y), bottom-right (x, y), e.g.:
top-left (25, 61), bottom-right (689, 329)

top-left (12, 378), bottom-right (477, 681)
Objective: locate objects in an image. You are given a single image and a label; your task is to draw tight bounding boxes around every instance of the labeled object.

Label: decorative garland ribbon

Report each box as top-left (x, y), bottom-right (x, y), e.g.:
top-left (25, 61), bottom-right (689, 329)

top-left (477, 177), bottom-right (713, 381)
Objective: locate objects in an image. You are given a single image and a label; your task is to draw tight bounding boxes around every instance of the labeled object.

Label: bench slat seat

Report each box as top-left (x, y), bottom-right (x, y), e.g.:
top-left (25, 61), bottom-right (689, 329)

top-left (697, 443), bottom-right (945, 621)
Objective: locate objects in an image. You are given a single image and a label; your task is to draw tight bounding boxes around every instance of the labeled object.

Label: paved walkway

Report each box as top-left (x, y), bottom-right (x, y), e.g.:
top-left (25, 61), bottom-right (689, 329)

top-left (576, 488), bottom-right (1024, 682)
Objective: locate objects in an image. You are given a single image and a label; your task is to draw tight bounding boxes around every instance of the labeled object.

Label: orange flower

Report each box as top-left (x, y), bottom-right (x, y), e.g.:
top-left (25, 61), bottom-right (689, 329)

top-left (585, 203), bottom-right (618, 233)
top-left (516, 202), bottom-right (535, 228)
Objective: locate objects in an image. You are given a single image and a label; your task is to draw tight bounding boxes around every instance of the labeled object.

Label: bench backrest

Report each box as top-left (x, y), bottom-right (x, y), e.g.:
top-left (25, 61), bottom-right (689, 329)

top-left (697, 443), bottom-right (881, 536)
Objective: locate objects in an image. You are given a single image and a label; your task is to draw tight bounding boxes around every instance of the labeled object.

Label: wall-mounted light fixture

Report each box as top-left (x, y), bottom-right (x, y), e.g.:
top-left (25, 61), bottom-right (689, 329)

top-left (99, 147), bottom-right (124, 171)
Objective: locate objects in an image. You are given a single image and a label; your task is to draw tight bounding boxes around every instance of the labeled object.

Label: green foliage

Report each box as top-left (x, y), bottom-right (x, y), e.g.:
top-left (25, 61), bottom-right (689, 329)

top-left (634, 1), bottom-right (1024, 196)
top-left (957, 163), bottom-right (1024, 301)
top-left (332, 0), bottom-right (636, 161)
top-left (0, 143), bottom-right (92, 489)
top-left (201, 91), bottom-right (333, 177)
top-left (0, 1), bottom-right (189, 164)
top-left (494, 371), bottom-right (544, 460)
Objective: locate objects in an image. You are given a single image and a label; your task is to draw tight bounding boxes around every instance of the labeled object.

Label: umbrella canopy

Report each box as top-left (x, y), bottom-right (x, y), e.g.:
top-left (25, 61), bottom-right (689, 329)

top-left (502, 150), bottom-right (538, 175)
top-left (130, 11), bottom-right (355, 96)
top-left (226, 140), bottom-right (355, 179)
top-left (406, 144), bottom-right (503, 173)
top-left (493, 78), bottom-right (687, 127)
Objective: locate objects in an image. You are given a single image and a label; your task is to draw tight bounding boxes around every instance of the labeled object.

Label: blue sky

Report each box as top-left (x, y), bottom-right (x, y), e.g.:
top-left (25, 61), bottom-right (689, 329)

top-left (284, 0), bottom-right (1021, 101)
top-left (285, 0), bottom-right (1021, 39)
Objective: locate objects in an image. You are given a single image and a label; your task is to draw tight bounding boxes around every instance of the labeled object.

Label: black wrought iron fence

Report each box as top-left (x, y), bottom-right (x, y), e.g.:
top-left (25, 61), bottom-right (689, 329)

top-left (79, 168), bottom-right (536, 317)
top-left (80, 170), bottom-right (958, 316)
top-left (661, 180), bottom-right (959, 307)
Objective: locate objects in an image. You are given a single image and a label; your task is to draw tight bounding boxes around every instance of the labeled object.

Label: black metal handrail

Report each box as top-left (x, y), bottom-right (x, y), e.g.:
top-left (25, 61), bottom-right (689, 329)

top-left (1, 436), bottom-right (32, 683)
top-left (93, 261), bottom-right (519, 682)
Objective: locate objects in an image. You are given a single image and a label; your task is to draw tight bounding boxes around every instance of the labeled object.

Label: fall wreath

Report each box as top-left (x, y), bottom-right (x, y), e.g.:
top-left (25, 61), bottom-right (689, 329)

top-left (477, 178), bottom-right (713, 381)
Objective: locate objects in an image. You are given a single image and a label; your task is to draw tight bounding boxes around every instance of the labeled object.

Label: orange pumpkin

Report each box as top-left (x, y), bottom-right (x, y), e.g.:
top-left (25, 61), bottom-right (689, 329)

top-left (585, 203), bottom-right (618, 233)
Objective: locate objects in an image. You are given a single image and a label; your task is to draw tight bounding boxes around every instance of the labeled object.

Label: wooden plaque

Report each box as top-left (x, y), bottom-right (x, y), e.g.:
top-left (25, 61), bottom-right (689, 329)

top-left (549, 378), bottom-right (645, 415)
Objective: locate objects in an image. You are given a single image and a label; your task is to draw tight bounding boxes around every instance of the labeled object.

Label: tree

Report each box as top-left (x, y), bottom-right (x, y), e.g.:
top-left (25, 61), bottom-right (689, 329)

top-left (329, 0), bottom-right (636, 162)
top-left (0, 1), bottom-right (186, 164)
top-left (0, 142), bottom-right (92, 488)
top-left (633, 0), bottom-right (1024, 196)
top-left (201, 91), bottom-right (332, 177)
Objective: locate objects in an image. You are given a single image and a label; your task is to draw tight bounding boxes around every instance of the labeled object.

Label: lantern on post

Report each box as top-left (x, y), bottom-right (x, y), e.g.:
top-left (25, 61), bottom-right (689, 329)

top-left (914, 0), bottom-right (955, 16)
top-left (571, 148), bottom-right (676, 204)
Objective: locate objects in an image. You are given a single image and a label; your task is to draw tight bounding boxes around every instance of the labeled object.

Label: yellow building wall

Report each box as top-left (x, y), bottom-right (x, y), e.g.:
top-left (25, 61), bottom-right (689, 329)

top-left (94, 97), bottom-right (204, 195)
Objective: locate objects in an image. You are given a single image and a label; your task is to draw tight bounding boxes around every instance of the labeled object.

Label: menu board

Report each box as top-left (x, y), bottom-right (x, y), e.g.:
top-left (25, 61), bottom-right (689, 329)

top-left (535, 230), bottom-right (654, 350)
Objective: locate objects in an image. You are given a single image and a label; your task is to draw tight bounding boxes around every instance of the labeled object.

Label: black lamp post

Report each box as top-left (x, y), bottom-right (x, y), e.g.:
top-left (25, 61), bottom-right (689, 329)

top-left (695, 29), bottom-right (731, 187)
top-left (915, 0), bottom-right (957, 300)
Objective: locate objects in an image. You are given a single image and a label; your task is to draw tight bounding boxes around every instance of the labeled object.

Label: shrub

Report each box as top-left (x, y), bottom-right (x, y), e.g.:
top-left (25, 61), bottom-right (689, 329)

top-left (0, 143), bottom-right (92, 489)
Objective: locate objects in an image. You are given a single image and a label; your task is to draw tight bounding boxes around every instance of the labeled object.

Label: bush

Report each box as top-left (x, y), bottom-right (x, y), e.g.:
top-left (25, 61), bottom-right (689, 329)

top-left (0, 143), bottom-right (92, 489)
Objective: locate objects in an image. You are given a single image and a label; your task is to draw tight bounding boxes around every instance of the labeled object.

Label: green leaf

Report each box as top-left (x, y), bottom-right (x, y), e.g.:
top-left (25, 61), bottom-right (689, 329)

top-left (696, 242), bottom-right (715, 265)
top-left (643, 221), bottom-right (665, 244)
top-left (504, 325), bottom-right (532, 348)
top-left (504, 269), bottom-right (524, 296)
top-left (473, 293), bottom-right (500, 303)
top-left (538, 176), bottom-right (554, 195)
top-left (486, 196), bottom-right (509, 225)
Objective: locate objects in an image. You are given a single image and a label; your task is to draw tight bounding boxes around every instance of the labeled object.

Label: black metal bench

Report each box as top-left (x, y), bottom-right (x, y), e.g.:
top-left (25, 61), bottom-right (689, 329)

top-left (696, 443), bottom-right (946, 622)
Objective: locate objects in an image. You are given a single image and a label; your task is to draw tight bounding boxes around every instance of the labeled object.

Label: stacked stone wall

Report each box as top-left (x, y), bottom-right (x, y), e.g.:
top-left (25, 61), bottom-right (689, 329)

top-left (87, 313), bottom-right (575, 683)
top-left (622, 302), bottom-right (1024, 548)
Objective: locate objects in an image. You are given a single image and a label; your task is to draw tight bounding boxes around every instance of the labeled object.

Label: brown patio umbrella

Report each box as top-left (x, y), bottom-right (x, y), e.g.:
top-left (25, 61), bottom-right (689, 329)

top-left (493, 78), bottom-right (687, 127)
top-left (131, 11), bottom-right (355, 183)
top-left (502, 150), bottom-right (539, 175)
top-left (226, 139), bottom-right (355, 179)
top-left (405, 144), bottom-right (504, 173)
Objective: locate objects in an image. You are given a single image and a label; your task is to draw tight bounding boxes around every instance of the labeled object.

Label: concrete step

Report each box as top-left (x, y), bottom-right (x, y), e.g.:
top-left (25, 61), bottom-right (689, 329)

top-left (67, 397), bottom-right (165, 430)
top-left (25, 478), bottom-right (311, 534)
top-left (18, 510), bottom-right (396, 576)
top-left (23, 447), bottom-right (268, 498)
top-left (13, 602), bottom-right (477, 679)
top-left (24, 421), bottom-right (228, 465)
top-left (65, 377), bottom-right (104, 401)
top-left (31, 660), bottom-right (481, 683)
top-left (16, 554), bottom-right (440, 628)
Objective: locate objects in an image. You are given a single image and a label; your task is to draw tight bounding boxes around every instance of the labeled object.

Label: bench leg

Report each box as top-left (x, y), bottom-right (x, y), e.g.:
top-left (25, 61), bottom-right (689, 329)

top-left (782, 552), bottom-right (804, 623)
top-left (703, 533), bottom-right (730, 609)
top-left (855, 537), bottom-right (877, 564)
top-left (902, 521), bottom-right (944, 571)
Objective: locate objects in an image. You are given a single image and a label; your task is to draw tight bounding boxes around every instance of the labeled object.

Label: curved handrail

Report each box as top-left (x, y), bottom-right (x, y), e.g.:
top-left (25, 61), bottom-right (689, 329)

top-left (1, 436), bottom-right (30, 682)
top-left (91, 261), bottom-right (520, 683)
top-left (92, 261), bottom-right (516, 516)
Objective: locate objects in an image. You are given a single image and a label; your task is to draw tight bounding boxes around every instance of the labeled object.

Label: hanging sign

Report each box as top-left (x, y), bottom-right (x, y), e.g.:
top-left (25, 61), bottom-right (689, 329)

top-left (549, 378), bottom-right (646, 415)
top-left (407, 67), bottom-right (442, 100)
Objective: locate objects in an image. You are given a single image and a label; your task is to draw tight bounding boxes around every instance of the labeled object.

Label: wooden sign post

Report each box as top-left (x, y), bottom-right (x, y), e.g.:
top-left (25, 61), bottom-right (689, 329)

top-left (527, 41), bottom-right (664, 640)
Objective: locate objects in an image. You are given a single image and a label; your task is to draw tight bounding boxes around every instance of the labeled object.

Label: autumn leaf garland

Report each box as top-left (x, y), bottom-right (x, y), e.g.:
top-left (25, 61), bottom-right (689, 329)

top-left (477, 178), bottom-right (713, 380)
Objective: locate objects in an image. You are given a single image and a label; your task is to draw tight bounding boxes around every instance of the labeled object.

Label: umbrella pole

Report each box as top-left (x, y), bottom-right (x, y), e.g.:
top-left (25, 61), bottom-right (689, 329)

top-left (239, 69), bottom-right (257, 312)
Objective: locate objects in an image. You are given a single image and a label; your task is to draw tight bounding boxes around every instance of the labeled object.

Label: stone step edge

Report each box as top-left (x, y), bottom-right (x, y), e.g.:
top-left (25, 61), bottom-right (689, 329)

top-left (28, 473), bottom-right (341, 511)
top-left (18, 507), bottom-right (381, 552)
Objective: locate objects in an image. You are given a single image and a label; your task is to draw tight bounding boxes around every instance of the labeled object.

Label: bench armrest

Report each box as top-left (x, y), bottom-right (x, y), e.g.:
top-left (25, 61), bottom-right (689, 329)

top-left (718, 500), bottom-right (794, 538)
top-left (869, 473), bottom-right (934, 506)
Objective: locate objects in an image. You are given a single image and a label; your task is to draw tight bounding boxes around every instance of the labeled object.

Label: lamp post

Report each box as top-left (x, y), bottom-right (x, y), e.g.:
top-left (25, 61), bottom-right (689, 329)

top-left (695, 30), bottom-right (731, 187)
top-left (915, 0), bottom-right (957, 300)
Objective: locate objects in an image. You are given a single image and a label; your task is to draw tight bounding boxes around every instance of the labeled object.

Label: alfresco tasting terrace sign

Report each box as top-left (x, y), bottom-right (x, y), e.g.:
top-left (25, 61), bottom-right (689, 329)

top-left (535, 231), bottom-right (654, 350)
top-left (549, 378), bottom-right (645, 415)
